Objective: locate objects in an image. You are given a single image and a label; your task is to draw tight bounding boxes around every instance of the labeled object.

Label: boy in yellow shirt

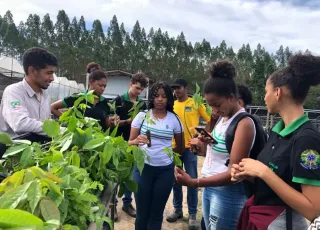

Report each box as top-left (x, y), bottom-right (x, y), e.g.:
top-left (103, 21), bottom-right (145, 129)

top-left (167, 79), bottom-right (210, 229)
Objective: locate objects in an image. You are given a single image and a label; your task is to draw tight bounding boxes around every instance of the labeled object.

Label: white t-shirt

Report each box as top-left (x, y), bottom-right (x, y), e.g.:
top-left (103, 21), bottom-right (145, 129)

top-left (201, 108), bottom-right (256, 177)
top-left (131, 111), bottom-right (184, 166)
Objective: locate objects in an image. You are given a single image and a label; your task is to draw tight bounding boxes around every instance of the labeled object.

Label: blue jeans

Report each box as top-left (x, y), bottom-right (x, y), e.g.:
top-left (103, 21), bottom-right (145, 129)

top-left (134, 163), bottom-right (174, 230)
top-left (172, 148), bottom-right (198, 215)
top-left (202, 182), bottom-right (247, 230)
top-left (115, 188), bottom-right (133, 207)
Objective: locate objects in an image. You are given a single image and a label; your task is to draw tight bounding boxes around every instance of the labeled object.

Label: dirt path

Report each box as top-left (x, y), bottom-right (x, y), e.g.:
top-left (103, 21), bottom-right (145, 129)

top-left (115, 157), bottom-right (205, 230)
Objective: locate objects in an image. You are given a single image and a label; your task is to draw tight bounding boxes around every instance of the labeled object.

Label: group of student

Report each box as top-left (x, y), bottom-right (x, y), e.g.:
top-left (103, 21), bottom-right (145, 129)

top-left (1, 47), bottom-right (320, 230)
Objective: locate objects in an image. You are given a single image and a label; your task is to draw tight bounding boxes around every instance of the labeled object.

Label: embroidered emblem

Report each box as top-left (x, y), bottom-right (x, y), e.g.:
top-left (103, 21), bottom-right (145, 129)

top-left (10, 101), bottom-right (21, 110)
top-left (185, 106), bottom-right (192, 112)
top-left (300, 149), bottom-right (320, 170)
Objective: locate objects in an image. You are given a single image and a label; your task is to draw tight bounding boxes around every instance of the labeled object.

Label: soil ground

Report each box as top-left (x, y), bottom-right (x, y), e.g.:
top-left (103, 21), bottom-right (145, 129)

top-left (114, 157), bottom-right (205, 230)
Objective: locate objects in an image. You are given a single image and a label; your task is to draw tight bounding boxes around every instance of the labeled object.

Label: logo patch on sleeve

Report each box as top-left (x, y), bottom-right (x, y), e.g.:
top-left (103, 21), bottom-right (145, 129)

top-left (10, 101), bottom-right (21, 110)
top-left (300, 149), bottom-right (320, 170)
top-left (185, 106), bottom-right (192, 112)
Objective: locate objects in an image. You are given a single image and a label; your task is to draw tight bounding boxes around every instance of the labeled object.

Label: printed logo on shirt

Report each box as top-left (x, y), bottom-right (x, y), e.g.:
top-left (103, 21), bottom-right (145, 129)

top-left (300, 149), bottom-right (320, 170)
top-left (166, 125), bottom-right (169, 129)
top-left (185, 106), bottom-right (192, 112)
top-left (10, 101), bottom-right (21, 110)
top-left (268, 162), bottom-right (279, 172)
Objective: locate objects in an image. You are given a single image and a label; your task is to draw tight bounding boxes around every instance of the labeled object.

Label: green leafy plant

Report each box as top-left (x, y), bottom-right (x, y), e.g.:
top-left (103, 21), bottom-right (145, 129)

top-left (107, 101), bottom-right (118, 126)
top-left (0, 167), bottom-right (86, 229)
top-left (140, 111), bottom-right (157, 147)
top-left (128, 101), bottom-right (145, 120)
top-left (0, 90), bottom-right (148, 229)
top-left (192, 83), bottom-right (212, 117)
top-left (0, 209), bottom-right (62, 229)
top-left (162, 148), bottom-right (182, 167)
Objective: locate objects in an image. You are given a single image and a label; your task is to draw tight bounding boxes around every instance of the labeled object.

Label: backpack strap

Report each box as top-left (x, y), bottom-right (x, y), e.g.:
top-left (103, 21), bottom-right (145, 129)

top-left (225, 112), bottom-right (249, 155)
top-left (139, 111), bottom-right (149, 134)
top-left (225, 112), bottom-right (267, 166)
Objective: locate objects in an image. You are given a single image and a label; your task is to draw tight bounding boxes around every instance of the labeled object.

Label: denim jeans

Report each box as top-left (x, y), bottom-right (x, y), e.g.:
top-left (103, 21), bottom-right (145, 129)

top-left (115, 188), bottom-right (133, 207)
top-left (134, 163), bottom-right (174, 230)
top-left (172, 148), bottom-right (198, 215)
top-left (202, 182), bottom-right (247, 230)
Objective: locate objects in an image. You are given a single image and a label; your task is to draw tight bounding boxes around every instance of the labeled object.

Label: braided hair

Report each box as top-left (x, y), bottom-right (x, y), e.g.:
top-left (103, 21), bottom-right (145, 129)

top-left (148, 81), bottom-right (175, 113)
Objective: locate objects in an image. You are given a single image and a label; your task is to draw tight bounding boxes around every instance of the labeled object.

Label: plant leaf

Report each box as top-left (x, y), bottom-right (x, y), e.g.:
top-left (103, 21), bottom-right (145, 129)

top-left (112, 149), bottom-right (119, 168)
top-left (0, 181), bottom-right (32, 209)
top-left (0, 132), bottom-right (13, 145)
top-left (0, 209), bottom-right (44, 228)
top-left (13, 139), bottom-right (32, 145)
top-left (83, 138), bottom-right (105, 150)
top-left (40, 178), bottom-right (62, 197)
top-left (3, 144), bottom-right (28, 158)
top-left (110, 124), bottom-right (119, 138)
top-left (42, 120), bottom-right (60, 138)
top-left (124, 179), bottom-right (138, 193)
top-left (102, 142), bottom-right (113, 165)
top-left (27, 180), bottom-right (42, 214)
top-left (63, 224), bottom-right (80, 230)
top-left (59, 199), bottom-right (69, 223)
top-left (70, 151), bottom-right (80, 167)
top-left (133, 147), bottom-right (145, 175)
top-left (20, 146), bottom-right (34, 168)
top-left (195, 83), bottom-right (200, 94)
top-left (52, 149), bottom-right (64, 163)
top-left (67, 115), bottom-right (78, 132)
top-left (61, 133), bottom-right (73, 152)
top-left (59, 109), bottom-right (72, 122)
top-left (40, 198), bottom-right (61, 222)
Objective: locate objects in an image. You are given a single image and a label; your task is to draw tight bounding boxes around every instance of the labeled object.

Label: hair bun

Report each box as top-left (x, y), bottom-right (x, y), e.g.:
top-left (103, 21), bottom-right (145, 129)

top-left (86, 62), bottom-right (101, 73)
top-left (289, 53), bottom-right (320, 86)
top-left (210, 61), bottom-right (236, 80)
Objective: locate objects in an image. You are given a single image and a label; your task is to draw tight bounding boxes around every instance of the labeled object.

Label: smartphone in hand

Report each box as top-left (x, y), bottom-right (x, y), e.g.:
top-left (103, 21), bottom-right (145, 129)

top-left (194, 127), bottom-right (217, 144)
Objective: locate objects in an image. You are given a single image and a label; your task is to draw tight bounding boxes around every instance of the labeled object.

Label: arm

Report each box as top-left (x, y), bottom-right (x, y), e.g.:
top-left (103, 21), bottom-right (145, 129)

top-left (194, 117), bottom-right (255, 187)
top-left (199, 105), bottom-right (211, 123)
top-left (237, 135), bottom-right (320, 221)
top-left (173, 132), bottom-right (185, 154)
top-left (128, 127), bottom-right (140, 146)
top-left (50, 100), bottom-right (65, 118)
top-left (258, 167), bottom-right (320, 221)
top-left (128, 112), bottom-right (148, 146)
top-left (253, 135), bottom-right (320, 221)
top-left (2, 87), bottom-right (44, 135)
top-left (118, 118), bottom-right (131, 127)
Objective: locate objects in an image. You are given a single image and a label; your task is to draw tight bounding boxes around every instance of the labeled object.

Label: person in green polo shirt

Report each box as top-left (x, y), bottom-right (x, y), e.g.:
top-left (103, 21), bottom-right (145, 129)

top-left (51, 62), bottom-right (116, 130)
top-left (112, 72), bottom-right (149, 219)
top-left (230, 53), bottom-right (320, 229)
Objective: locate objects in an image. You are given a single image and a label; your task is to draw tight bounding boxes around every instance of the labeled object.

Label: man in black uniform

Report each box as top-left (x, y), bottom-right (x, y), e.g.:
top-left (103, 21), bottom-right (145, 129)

top-left (112, 72), bottom-right (149, 219)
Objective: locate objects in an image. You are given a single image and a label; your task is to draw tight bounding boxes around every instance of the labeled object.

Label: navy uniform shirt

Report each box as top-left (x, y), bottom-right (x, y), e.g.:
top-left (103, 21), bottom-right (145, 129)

top-left (254, 114), bottom-right (320, 206)
top-left (62, 92), bottom-right (111, 131)
top-left (113, 92), bottom-right (146, 141)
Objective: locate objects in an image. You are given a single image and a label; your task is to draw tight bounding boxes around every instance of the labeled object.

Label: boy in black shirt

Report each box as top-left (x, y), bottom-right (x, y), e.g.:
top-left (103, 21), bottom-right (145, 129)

top-left (113, 72), bottom-right (149, 219)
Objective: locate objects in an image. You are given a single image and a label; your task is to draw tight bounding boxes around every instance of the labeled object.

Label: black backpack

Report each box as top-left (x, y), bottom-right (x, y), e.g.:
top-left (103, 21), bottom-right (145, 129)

top-left (224, 112), bottom-right (268, 196)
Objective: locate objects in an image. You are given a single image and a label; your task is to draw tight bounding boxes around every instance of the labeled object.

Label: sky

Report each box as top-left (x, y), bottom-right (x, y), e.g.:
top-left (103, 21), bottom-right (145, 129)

top-left (0, 0), bottom-right (320, 54)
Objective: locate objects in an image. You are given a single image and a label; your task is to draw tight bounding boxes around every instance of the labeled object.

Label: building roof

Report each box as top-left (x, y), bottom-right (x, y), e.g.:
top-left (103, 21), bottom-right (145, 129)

top-left (106, 70), bottom-right (133, 77)
top-left (0, 56), bottom-right (25, 78)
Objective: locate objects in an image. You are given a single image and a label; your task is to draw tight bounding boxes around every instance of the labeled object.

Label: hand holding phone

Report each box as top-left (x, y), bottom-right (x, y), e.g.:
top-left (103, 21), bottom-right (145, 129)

top-left (194, 127), bottom-right (217, 144)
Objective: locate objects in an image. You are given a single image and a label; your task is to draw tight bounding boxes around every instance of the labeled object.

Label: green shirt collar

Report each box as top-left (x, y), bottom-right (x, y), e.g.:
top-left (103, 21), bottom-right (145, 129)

top-left (124, 91), bottom-right (141, 102)
top-left (272, 114), bottom-right (309, 137)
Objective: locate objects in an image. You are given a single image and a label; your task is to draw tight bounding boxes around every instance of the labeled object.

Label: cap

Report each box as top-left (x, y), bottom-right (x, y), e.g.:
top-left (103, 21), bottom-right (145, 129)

top-left (171, 78), bottom-right (188, 88)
